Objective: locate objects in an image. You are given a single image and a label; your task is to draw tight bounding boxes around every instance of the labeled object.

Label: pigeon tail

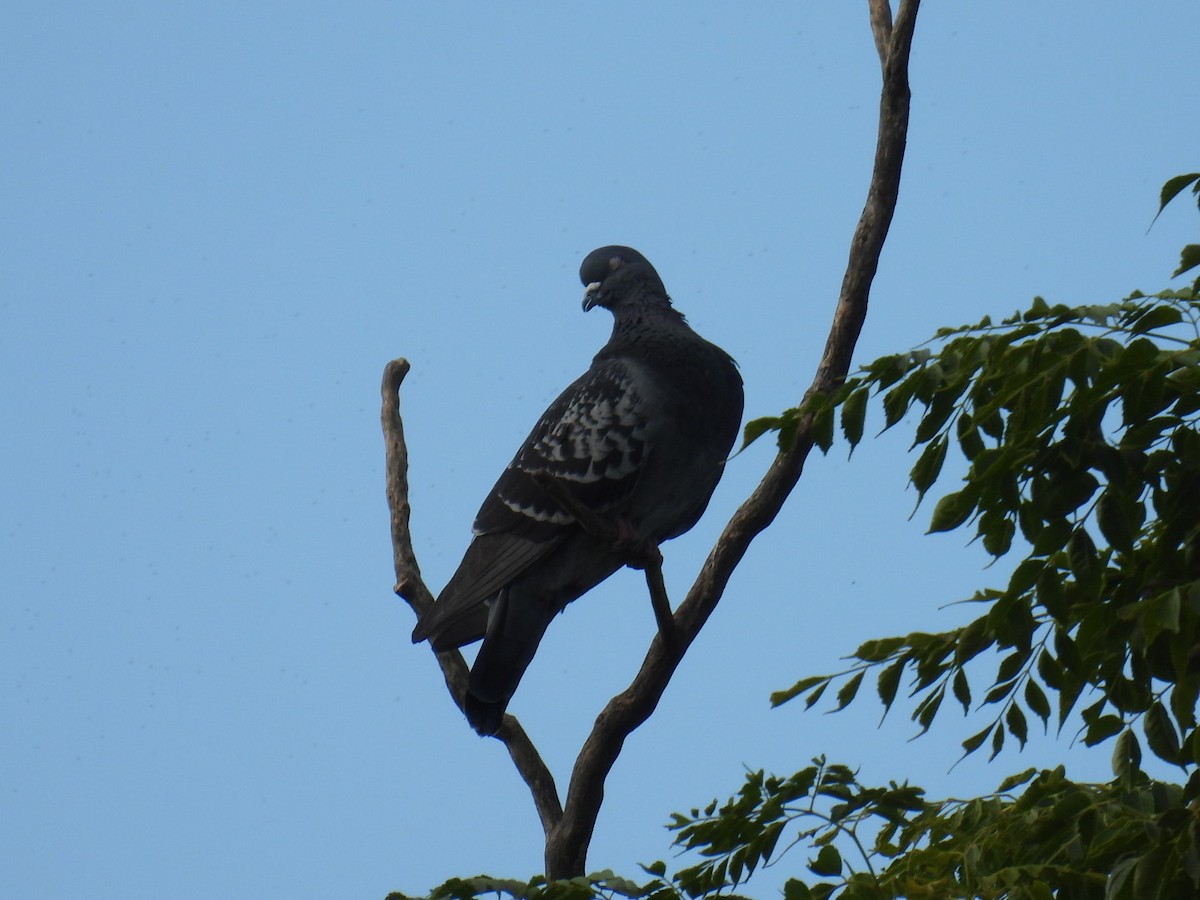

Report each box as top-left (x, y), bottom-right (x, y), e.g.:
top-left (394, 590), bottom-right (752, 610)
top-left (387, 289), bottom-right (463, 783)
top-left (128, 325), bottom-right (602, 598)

top-left (463, 585), bottom-right (557, 735)
top-left (461, 530), bottom-right (627, 734)
top-left (463, 694), bottom-right (506, 737)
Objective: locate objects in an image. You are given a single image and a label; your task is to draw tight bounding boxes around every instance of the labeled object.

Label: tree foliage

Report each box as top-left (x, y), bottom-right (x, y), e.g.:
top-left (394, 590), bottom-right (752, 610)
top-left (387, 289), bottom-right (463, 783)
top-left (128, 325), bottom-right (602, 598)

top-left (772, 285), bottom-right (1200, 768)
top-left (683, 178), bottom-right (1200, 899)
top-left (392, 179), bottom-right (1200, 899)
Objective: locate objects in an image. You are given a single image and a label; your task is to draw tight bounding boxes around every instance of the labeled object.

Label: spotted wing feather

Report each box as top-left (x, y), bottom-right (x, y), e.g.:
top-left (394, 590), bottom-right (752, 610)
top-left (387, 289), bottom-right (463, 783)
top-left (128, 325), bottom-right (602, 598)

top-left (474, 357), bottom-right (649, 536)
top-left (411, 358), bottom-right (648, 648)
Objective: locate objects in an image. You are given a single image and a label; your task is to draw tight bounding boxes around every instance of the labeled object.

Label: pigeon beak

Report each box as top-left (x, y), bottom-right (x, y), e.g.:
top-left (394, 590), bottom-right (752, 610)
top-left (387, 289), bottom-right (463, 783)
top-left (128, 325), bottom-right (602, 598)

top-left (582, 281), bottom-right (603, 312)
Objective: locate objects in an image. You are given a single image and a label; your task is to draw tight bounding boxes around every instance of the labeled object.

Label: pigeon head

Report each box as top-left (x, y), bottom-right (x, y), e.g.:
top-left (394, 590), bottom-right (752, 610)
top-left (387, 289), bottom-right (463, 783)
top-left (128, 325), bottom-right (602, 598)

top-left (580, 246), bottom-right (669, 313)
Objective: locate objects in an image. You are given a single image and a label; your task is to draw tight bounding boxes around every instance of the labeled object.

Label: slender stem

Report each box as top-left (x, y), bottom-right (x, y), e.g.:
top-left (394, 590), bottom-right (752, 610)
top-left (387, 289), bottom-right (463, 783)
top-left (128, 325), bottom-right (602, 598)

top-left (641, 552), bottom-right (678, 648)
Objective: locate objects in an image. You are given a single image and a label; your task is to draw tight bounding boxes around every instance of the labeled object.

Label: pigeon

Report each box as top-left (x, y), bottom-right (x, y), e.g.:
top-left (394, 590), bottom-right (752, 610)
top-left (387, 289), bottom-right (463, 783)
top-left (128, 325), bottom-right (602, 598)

top-left (412, 246), bottom-right (744, 735)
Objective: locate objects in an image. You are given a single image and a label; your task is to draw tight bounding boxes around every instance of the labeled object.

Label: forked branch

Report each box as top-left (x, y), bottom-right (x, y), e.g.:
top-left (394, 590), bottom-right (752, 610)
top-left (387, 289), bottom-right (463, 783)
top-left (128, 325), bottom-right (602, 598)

top-left (381, 0), bottom-right (921, 881)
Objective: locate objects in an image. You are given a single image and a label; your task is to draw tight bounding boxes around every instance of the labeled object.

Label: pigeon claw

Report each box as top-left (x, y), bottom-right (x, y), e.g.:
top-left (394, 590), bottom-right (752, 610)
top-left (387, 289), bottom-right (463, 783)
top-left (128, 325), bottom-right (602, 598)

top-left (610, 516), bottom-right (661, 571)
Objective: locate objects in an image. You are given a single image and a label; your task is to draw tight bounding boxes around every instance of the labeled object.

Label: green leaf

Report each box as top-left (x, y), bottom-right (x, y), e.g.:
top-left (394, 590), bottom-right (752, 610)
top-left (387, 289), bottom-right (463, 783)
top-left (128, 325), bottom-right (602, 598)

top-left (1084, 714), bottom-right (1124, 746)
top-left (961, 723), bottom-right (993, 756)
top-left (810, 400), bottom-right (835, 454)
top-left (771, 675), bottom-right (826, 707)
top-left (877, 658), bottom-right (905, 713)
top-left (1036, 648), bottom-right (1063, 690)
top-left (1132, 843), bottom-right (1174, 900)
top-left (1127, 303), bottom-right (1184, 334)
top-left (980, 511), bottom-right (1016, 558)
top-left (1136, 589), bottom-right (1182, 649)
top-left (977, 407), bottom-right (1005, 440)
top-left (1174, 243), bottom-right (1200, 279)
top-left (1144, 700), bottom-right (1181, 764)
top-left (989, 721), bottom-right (1006, 760)
top-left (913, 392), bottom-right (960, 447)
top-left (928, 488), bottom-right (977, 533)
top-left (956, 412), bottom-right (986, 460)
top-left (910, 435), bottom-right (949, 501)
top-left (1007, 558), bottom-right (1043, 595)
top-left (1055, 627), bottom-right (1082, 671)
top-left (1171, 674), bottom-right (1198, 732)
top-left (833, 671), bottom-right (864, 711)
top-left (996, 767), bottom-right (1037, 792)
top-left (1097, 489), bottom-right (1137, 554)
top-left (952, 668), bottom-right (971, 713)
top-left (1112, 728), bottom-right (1142, 783)
top-left (1025, 295), bottom-right (1052, 321)
top-left (882, 378), bottom-right (918, 429)
top-left (1058, 675), bottom-right (1085, 729)
top-left (913, 687), bottom-right (944, 735)
top-left (808, 845), bottom-right (842, 877)
top-left (1043, 470), bottom-right (1100, 519)
top-left (984, 681), bottom-right (1016, 705)
top-left (1158, 172), bottom-right (1200, 214)
top-left (853, 636), bottom-right (906, 662)
top-left (955, 616), bottom-right (995, 665)
top-left (1007, 702), bottom-right (1029, 748)
top-left (639, 860), bottom-right (667, 879)
top-left (741, 415), bottom-right (783, 450)
top-left (995, 650), bottom-right (1027, 686)
top-left (1067, 527), bottom-right (1100, 586)
top-left (804, 680), bottom-right (829, 710)
top-left (1031, 517), bottom-right (1073, 557)
top-left (839, 386), bottom-right (869, 448)
top-left (1024, 678), bottom-right (1052, 727)
top-left (1107, 855), bottom-right (1138, 900)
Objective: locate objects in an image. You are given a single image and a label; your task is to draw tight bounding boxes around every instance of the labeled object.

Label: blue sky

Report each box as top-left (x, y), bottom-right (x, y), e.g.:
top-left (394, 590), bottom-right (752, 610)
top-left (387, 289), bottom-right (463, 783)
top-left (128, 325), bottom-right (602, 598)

top-left (2, 2), bottom-right (1197, 897)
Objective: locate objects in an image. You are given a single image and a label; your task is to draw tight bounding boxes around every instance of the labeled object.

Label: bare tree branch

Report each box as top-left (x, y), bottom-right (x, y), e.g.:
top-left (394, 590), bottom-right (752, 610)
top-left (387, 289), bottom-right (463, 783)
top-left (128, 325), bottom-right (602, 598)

top-left (384, 0), bottom-right (921, 879)
top-left (543, 0), bottom-right (922, 878)
top-left (869, 0), bottom-right (894, 72)
top-left (380, 358), bottom-right (563, 835)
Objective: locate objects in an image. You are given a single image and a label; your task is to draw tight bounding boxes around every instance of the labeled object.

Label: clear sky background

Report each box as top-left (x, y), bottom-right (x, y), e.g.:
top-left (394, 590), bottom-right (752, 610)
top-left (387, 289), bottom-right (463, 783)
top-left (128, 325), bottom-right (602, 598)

top-left (3, 2), bottom-right (1197, 898)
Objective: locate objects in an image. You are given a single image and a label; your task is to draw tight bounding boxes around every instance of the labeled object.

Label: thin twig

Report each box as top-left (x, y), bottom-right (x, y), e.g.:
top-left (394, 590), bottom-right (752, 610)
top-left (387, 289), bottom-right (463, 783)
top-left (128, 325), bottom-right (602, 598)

top-left (542, 0), bottom-right (922, 878)
top-left (641, 554), bottom-right (677, 645)
top-left (868, 0), bottom-right (893, 72)
top-left (381, 358), bottom-right (564, 834)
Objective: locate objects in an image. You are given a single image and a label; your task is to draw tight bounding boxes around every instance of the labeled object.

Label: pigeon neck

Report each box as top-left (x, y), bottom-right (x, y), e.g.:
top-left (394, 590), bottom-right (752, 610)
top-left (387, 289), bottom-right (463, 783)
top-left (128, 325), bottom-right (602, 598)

top-left (610, 297), bottom-right (687, 334)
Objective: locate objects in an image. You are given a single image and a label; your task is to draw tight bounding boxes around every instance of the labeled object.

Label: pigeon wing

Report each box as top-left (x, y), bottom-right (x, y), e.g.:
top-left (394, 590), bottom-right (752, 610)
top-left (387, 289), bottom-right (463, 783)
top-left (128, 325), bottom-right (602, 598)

top-left (411, 357), bottom-right (649, 647)
top-left (475, 356), bottom-right (649, 535)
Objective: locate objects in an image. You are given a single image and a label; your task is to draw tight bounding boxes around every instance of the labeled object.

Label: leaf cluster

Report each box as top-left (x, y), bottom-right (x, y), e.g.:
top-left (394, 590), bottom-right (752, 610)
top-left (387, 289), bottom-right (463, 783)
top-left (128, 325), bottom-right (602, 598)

top-left (385, 869), bottom-right (686, 900)
top-left (666, 763), bottom-right (1200, 900)
top-left (685, 178), bottom-right (1200, 898)
top-left (1157, 173), bottom-right (1200, 291)
top-left (765, 288), bottom-right (1200, 774)
top-left (391, 762), bottom-right (1200, 900)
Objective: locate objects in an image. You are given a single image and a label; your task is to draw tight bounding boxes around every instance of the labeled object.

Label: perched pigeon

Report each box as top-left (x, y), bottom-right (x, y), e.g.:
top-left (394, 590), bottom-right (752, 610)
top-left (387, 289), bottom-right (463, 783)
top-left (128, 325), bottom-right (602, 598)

top-left (412, 246), bottom-right (744, 735)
